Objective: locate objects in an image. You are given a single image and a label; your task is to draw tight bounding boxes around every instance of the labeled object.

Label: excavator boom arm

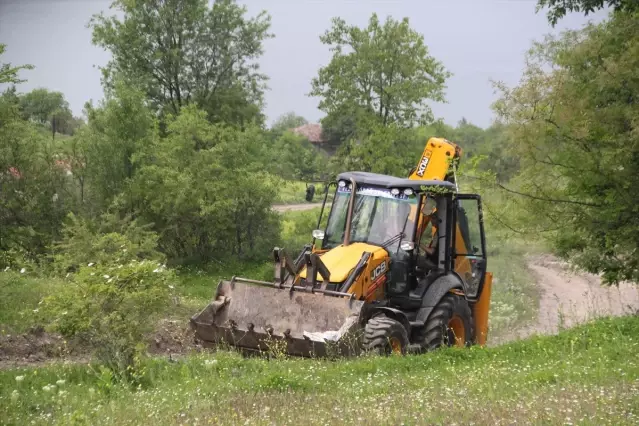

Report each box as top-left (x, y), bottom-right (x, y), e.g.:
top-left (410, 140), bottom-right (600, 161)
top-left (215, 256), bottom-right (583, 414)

top-left (409, 137), bottom-right (462, 182)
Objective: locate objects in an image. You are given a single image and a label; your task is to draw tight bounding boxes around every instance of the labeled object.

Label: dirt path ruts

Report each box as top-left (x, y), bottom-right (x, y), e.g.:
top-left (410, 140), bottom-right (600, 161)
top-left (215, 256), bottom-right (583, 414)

top-left (505, 254), bottom-right (639, 342)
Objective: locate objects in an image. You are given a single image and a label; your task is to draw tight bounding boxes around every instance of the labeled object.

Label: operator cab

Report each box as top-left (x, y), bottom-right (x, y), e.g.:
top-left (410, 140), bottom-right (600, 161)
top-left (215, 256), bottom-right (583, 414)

top-left (313, 171), bottom-right (487, 308)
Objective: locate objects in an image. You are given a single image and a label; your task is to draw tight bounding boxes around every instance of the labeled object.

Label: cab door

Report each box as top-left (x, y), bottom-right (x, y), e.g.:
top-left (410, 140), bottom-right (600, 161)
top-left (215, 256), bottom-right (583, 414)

top-left (453, 194), bottom-right (487, 301)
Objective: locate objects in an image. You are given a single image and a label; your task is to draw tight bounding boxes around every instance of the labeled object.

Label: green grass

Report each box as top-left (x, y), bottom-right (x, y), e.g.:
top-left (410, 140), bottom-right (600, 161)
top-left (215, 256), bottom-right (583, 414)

top-left (274, 180), bottom-right (334, 204)
top-left (0, 272), bottom-right (66, 334)
top-left (484, 231), bottom-right (543, 342)
top-left (1, 315), bottom-right (638, 425)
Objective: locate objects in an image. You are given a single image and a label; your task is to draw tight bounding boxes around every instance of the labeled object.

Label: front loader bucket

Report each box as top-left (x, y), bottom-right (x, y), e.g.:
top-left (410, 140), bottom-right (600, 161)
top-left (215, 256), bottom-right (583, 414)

top-left (190, 278), bottom-right (366, 357)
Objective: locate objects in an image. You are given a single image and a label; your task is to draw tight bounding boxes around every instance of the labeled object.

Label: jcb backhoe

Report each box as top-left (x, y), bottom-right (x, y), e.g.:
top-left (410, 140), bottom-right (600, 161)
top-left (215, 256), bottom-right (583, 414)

top-left (191, 137), bottom-right (493, 356)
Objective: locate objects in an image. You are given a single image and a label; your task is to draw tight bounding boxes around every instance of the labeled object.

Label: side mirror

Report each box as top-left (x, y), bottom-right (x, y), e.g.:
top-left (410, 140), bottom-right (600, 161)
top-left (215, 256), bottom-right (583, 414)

top-left (312, 229), bottom-right (325, 240)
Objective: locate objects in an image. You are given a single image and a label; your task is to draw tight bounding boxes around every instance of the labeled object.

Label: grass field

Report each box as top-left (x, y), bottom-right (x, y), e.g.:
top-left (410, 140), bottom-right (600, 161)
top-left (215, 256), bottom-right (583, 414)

top-left (1, 315), bottom-right (637, 425)
top-left (273, 180), bottom-right (334, 205)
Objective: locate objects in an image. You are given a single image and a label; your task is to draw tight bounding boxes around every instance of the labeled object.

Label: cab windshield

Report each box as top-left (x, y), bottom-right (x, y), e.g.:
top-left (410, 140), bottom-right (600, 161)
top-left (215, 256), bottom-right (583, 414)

top-left (323, 185), bottom-right (418, 251)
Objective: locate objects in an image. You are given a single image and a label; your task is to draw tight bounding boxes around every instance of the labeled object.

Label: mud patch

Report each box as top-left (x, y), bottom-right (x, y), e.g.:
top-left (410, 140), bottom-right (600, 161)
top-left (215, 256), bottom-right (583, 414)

top-left (0, 327), bottom-right (89, 369)
top-left (0, 319), bottom-right (202, 369)
top-left (148, 318), bottom-right (202, 356)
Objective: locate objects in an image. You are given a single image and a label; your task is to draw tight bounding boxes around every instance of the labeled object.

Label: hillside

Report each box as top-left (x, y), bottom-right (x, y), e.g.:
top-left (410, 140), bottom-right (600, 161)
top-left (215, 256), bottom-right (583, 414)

top-left (1, 315), bottom-right (638, 425)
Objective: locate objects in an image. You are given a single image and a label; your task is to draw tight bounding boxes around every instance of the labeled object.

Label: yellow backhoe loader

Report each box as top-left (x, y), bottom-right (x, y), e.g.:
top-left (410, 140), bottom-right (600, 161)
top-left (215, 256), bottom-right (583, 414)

top-left (191, 137), bottom-right (493, 356)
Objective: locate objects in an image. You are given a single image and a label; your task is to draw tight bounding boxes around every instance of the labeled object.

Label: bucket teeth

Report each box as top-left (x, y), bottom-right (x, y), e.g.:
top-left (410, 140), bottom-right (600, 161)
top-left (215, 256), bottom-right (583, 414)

top-left (190, 279), bottom-right (366, 357)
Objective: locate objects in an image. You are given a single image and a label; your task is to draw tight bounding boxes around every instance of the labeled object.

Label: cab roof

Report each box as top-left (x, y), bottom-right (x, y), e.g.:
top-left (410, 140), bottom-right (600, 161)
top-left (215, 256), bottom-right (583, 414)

top-left (336, 171), bottom-right (457, 192)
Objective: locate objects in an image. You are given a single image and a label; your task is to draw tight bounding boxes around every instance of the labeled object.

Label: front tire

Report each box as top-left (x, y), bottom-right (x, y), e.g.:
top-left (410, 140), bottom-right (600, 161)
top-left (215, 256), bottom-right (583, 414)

top-left (420, 293), bottom-right (474, 351)
top-left (362, 315), bottom-right (409, 355)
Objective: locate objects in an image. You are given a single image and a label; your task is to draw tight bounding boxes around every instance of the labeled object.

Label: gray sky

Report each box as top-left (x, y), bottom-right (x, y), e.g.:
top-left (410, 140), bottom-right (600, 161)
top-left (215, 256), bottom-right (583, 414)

top-left (0, 0), bottom-right (608, 128)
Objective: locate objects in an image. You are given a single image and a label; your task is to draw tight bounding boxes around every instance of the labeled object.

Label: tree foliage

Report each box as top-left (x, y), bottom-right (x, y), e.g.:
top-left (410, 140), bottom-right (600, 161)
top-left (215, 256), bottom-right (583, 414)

top-left (493, 11), bottom-right (639, 284)
top-left (267, 130), bottom-right (329, 181)
top-left (270, 112), bottom-right (307, 134)
top-left (310, 13), bottom-right (450, 146)
top-left (19, 88), bottom-right (76, 136)
top-left (0, 44), bottom-right (33, 84)
top-left (90, 0), bottom-right (272, 126)
top-left (537, 0), bottom-right (638, 25)
top-left (0, 89), bottom-right (71, 259)
top-left (127, 105), bottom-right (280, 264)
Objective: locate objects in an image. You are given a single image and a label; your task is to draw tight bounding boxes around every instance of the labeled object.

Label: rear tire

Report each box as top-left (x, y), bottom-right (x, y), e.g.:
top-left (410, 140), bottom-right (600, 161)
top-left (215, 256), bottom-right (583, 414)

top-left (419, 293), bottom-right (474, 352)
top-left (363, 315), bottom-right (409, 355)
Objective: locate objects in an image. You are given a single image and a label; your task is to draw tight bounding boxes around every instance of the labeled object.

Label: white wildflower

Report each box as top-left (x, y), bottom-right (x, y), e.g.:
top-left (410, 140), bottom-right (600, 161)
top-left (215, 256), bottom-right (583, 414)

top-left (15, 375), bottom-right (25, 382)
top-left (168, 285), bottom-right (175, 289)
top-left (87, 262), bottom-right (94, 267)
top-left (33, 309), bottom-right (39, 313)
top-left (20, 268), bottom-right (26, 274)
top-left (11, 390), bottom-right (19, 402)
top-left (3, 266), bottom-right (9, 272)
top-left (153, 268), bottom-right (161, 273)
top-left (107, 278), bottom-right (113, 283)
top-left (65, 273), bottom-right (70, 278)
top-left (90, 272), bottom-right (95, 276)
top-left (42, 385), bottom-right (55, 392)
top-left (204, 359), bottom-right (218, 368)
top-left (103, 275), bottom-right (110, 279)
top-left (56, 379), bottom-right (65, 386)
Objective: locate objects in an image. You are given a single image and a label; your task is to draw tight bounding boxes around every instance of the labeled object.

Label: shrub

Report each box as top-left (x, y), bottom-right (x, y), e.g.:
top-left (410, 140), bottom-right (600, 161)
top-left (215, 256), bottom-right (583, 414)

top-left (50, 212), bottom-right (162, 275)
top-left (41, 220), bottom-right (173, 381)
top-left (39, 259), bottom-right (175, 381)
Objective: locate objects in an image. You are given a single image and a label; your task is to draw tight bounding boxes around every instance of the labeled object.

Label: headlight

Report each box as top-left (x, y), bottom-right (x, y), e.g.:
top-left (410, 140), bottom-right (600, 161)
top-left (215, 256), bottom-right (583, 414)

top-left (390, 188), bottom-right (400, 196)
top-left (338, 180), bottom-right (347, 188)
top-left (400, 241), bottom-right (415, 252)
top-left (403, 188), bottom-right (414, 196)
top-left (312, 229), bottom-right (325, 240)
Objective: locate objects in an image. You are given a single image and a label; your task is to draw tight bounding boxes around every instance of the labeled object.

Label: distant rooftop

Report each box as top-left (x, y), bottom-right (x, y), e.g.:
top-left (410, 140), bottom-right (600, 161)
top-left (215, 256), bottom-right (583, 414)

top-left (290, 123), bottom-right (324, 144)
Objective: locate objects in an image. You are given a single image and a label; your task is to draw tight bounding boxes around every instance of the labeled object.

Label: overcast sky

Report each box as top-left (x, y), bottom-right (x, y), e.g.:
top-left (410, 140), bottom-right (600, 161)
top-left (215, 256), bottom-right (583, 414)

top-left (0, 0), bottom-right (607, 128)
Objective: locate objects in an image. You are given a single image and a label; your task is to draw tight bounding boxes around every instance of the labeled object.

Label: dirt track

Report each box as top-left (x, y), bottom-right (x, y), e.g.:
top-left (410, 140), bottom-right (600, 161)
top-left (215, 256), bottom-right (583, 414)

top-left (504, 254), bottom-right (639, 342)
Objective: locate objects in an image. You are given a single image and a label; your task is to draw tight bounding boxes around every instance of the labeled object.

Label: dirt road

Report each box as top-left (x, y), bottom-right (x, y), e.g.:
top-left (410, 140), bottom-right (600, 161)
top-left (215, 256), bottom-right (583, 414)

top-left (504, 254), bottom-right (639, 342)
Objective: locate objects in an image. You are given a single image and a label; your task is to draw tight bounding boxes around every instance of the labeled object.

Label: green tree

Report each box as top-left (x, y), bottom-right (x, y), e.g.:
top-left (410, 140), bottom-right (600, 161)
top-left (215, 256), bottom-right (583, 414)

top-left (537, 0), bottom-right (638, 25)
top-left (0, 93), bottom-right (70, 259)
top-left (270, 112), bottom-right (307, 134)
top-left (19, 88), bottom-right (74, 137)
top-left (90, 0), bottom-right (272, 127)
top-left (340, 123), bottom-right (417, 176)
top-left (268, 131), bottom-right (328, 180)
top-left (128, 105), bottom-right (280, 264)
top-left (0, 44), bottom-right (33, 84)
top-left (493, 11), bottom-right (639, 284)
top-left (79, 81), bottom-right (158, 214)
top-left (310, 13), bottom-right (450, 143)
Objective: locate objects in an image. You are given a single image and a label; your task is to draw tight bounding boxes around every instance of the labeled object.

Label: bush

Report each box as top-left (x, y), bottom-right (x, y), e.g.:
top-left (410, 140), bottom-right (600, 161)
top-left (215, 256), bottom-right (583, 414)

top-left (41, 221), bottom-right (173, 381)
top-left (50, 212), bottom-right (163, 275)
top-left (40, 259), bottom-right (175, 381)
